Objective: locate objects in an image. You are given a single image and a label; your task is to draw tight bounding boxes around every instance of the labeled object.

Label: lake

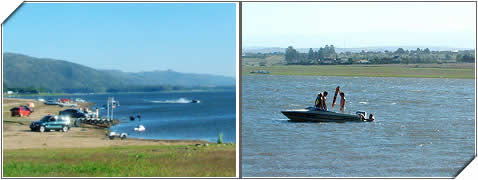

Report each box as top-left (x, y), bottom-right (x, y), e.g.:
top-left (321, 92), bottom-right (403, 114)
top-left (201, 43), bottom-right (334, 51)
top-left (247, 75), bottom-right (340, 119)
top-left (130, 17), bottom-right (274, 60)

top-left (16, 90), bottom-right (236, 143)
top-left (241, 75), bottom-right (474, 177)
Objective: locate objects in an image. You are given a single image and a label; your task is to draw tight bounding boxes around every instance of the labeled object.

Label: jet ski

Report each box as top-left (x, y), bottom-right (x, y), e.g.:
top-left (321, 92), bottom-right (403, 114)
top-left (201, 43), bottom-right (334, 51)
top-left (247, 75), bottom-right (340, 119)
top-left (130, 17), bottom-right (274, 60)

top-left (281, 107), bottom-right (374, 122)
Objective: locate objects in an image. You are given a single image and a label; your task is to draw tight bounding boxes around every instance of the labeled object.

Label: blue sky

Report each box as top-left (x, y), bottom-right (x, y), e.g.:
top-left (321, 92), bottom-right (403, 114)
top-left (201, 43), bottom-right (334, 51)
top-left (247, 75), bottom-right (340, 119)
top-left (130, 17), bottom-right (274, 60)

top-left (244, 2), bottom-right (476, 49)
top-left (4, 3), bottom-right (237, 77)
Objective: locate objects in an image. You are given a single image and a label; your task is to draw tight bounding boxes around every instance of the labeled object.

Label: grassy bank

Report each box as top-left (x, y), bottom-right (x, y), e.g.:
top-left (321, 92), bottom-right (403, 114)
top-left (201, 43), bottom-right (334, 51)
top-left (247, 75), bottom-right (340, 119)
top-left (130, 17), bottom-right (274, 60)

top-left (242, 64), bottom-right (475, 79)
top-left (3, 144), bottom-right (236, 177)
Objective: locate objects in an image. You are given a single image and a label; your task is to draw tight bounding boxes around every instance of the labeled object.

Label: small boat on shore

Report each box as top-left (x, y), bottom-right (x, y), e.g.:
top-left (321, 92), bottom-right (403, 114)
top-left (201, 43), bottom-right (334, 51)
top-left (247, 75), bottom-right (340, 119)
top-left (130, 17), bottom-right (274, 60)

top-left (44, 100), bottom-right (59, 105)
top-left (281, 107), bottom-right (374, 122)
top-left (58, 102), bottom-right (78, 107)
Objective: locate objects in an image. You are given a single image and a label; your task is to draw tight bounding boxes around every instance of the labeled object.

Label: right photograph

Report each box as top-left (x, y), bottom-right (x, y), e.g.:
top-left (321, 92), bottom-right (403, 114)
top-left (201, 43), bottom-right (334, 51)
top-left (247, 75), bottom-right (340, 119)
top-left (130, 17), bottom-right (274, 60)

top-left (241, 2), bottom-right (475, 178)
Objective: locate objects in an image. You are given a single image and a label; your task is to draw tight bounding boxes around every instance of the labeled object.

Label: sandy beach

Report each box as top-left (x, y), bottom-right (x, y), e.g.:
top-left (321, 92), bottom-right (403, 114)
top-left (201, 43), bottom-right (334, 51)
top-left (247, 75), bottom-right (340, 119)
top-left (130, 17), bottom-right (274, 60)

top-left (3, 98), bottom-right (206, 150)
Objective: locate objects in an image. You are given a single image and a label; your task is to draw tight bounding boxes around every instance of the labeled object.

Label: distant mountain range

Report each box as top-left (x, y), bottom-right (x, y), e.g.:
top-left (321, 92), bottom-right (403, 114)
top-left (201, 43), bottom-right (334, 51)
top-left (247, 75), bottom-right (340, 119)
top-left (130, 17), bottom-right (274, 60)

top-left (243, 46), bottom-right (475, 54)
top-left (3, 53), bottom-right (235, 92)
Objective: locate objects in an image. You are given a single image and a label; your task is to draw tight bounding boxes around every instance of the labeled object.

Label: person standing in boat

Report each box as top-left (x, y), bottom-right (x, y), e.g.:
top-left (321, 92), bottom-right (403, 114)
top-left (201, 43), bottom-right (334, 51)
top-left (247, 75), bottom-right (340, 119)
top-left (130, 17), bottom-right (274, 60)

top-left (339, 91), bottom-right (346, 113)
top-left (321, 91), bottom-right (328, 110)
top-left (315, 93), bottom-right (323, 109)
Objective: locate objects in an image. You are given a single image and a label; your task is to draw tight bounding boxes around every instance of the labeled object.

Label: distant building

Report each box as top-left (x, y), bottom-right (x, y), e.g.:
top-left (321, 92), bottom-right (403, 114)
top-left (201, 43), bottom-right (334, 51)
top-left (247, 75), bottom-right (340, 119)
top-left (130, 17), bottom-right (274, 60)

top-left (322, 60), bottom-right (333, 64)
top-left (358, 59), bottom-right (370, 64)
top-left (7, 91), bottom-right (14, 94)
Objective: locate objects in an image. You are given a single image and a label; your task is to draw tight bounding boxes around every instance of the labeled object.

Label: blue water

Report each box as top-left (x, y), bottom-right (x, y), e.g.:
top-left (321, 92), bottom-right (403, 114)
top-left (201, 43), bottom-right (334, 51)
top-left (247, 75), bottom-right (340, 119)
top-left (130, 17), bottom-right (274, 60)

top-left (242, 75), bottom-right (475, 177)
top-left (16, 90), bottom-right (236, 143)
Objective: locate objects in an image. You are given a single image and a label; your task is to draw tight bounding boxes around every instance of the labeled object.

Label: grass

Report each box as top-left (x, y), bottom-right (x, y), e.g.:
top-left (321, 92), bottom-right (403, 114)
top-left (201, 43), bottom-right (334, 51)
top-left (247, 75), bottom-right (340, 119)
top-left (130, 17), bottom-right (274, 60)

top-left (242, 64), bottom-right (475, 79)
top-left (242, 55), bottom-right (285, 66)
top-left (3, 144), bottom-right (236, 177)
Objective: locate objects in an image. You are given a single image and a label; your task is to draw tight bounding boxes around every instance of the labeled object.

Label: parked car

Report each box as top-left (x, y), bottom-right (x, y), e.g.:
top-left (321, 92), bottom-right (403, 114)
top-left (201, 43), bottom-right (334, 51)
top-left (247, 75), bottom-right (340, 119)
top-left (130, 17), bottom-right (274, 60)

top-left (30, 115), bottom-right (71, 132)
top-left (44, 99), bottom-right (59, 105)
top-left (59, 109), bottom-right (87, 119)
top-left (60, 98), bottom-right (72, 103)
top-left (10, 106), bottom-right (33, 117)
top-left (108, 131), bottom-right (128, 140)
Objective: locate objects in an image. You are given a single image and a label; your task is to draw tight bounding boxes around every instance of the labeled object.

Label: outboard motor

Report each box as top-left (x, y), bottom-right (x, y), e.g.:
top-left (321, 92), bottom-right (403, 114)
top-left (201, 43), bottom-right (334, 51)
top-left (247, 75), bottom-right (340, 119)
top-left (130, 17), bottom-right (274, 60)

top-left (356, 111), bottom-right (375, 122)
top-left (356, 111), bottom-right (367, 118)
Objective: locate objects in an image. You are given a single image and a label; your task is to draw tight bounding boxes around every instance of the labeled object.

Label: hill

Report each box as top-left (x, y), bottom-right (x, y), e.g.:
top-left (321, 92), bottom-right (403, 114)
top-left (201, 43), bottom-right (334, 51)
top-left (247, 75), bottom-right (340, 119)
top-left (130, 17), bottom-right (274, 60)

top-left (3, 53), bottom-right (235, 93)
top-left (104, 70), bottom-right (235, 87)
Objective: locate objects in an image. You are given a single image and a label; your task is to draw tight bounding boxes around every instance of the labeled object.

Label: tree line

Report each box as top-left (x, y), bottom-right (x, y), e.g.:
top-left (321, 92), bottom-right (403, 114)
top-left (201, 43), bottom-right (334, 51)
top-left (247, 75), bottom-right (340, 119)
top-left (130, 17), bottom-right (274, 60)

top-left (258, 45), bottom-right (475, 65)
top-left (3, 86), bottom-right (49, 94)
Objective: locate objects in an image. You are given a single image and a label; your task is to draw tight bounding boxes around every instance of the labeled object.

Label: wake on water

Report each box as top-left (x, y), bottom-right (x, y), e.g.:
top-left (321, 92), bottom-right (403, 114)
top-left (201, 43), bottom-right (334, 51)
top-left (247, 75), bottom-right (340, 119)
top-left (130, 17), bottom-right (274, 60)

top-left (149, 98), bottom-right (194, 104)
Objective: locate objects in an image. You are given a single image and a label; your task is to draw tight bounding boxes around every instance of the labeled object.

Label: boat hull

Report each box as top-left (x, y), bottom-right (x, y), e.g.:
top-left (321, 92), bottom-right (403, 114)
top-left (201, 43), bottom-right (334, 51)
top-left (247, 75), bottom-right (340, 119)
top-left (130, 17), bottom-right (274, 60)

top-left (281, 109), bottom-right (365, 122)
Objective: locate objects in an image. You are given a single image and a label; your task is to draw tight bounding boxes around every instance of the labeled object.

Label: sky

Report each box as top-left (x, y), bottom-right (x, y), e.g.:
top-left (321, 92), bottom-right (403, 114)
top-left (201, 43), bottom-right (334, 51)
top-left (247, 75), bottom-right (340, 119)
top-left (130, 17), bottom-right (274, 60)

top-left (243, 2), bottom-right (476, 49)
top-left (4, 3), bottom-right (237, 77)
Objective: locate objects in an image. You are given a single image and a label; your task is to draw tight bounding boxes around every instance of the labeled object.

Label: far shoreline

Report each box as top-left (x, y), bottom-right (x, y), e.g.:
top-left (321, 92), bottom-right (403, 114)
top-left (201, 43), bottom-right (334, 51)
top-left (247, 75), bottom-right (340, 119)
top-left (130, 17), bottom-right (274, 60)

top-left (242, 63), bottom-right (475, 79)
top-left (3, 87), bottom-right (236, 98)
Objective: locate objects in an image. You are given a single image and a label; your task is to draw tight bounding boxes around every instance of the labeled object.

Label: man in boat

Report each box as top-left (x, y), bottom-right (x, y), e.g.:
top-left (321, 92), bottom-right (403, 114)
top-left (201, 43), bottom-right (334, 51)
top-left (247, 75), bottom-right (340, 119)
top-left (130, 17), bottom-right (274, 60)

top-left (321, 91), bottom-right (328, 110)
top-left (368, 114), bottom-right (375, 121)
top-left (339, 91), bottom-right (346, 113)
top-left (315, 93), bottom-right (323, 110)
top-left (358, 113), bottom-right (375, 122)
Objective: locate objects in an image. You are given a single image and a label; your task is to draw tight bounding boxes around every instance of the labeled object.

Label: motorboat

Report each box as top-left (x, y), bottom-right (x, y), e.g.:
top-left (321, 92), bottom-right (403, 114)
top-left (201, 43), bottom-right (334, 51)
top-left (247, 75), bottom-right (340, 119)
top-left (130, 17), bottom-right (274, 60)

top-left (191, 100), bottom-right (200, 103)
top-left (281, 107), bottom-right (374, 122)
top-left (134, 125), bottom-right (145, 132)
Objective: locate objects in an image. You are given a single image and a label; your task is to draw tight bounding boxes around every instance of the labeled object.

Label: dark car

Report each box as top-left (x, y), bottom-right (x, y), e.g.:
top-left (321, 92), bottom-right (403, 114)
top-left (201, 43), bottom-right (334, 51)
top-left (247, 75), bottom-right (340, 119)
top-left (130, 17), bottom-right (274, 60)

top-left (30, 115), bottom-right (71, 132)
top-left (59, 109), bottom-right (87, 119)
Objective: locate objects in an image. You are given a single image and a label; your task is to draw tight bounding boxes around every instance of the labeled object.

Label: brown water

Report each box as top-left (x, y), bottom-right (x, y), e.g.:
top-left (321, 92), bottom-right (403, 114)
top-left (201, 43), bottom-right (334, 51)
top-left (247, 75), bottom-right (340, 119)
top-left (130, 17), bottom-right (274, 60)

top-left (241, 75), bottom-right (475, 177)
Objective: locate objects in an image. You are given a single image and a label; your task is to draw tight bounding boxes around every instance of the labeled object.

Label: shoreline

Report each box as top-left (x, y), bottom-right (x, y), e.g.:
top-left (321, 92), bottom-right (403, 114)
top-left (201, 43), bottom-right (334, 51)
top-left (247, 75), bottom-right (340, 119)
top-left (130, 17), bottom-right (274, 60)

top-left (242, 64), bottom-right (475, 79)
top-left (2, 98), bottom-right (218, 150)
top-left (3, 98), bottom-right (236, 177)
top-left (4, 87), bottom-right (236, 97)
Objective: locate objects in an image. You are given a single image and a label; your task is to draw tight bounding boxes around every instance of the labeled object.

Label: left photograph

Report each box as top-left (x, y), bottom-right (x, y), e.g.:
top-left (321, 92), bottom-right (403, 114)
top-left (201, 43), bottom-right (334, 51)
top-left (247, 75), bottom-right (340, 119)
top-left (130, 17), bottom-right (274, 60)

top-left (2, 2), bottom-right (237, 177)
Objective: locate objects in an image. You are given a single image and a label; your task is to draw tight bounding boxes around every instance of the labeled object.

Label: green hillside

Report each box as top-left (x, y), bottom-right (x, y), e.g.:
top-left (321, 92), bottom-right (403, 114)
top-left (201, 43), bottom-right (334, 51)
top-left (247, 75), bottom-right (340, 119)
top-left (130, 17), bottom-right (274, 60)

top-left (3, 53), bottom-right (125, 92)
top-left (3, 53), bottom-right (235, 93)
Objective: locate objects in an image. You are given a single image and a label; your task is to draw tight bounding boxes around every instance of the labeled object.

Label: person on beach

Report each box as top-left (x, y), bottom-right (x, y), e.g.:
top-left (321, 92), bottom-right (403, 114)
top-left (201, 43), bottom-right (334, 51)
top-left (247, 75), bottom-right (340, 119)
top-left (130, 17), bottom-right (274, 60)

top-left (322, 91), bottom-right (328, 110)
top-left (315, 93), bottom-right (323, 109)
top-left (95, 107), bottom-right (99, 118)
top-left (339, 91), bottom-right (346, 113)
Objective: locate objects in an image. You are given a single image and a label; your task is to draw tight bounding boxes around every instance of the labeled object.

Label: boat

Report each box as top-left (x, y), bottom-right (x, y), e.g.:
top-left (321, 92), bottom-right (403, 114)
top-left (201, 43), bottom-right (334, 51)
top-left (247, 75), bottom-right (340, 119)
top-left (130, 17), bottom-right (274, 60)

top-left (134, 125), bottom-right (145, 132)
top-left (191, 100), bottom-right (200, 103)
top-left (58, 102), bottom-right (78, 107)
top-left (281, 107), bottom-right (374, 122)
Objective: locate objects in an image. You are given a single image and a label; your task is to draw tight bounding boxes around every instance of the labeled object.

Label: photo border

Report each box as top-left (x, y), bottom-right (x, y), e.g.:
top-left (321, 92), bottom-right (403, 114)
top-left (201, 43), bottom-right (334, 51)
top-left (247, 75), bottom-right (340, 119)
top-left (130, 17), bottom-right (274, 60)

top-left (0, 0), bottom-right (477, 179)
top-left (1, 0), bottom-right (240, 179)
